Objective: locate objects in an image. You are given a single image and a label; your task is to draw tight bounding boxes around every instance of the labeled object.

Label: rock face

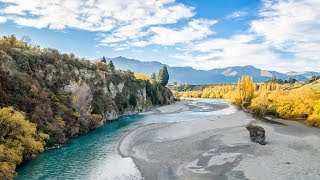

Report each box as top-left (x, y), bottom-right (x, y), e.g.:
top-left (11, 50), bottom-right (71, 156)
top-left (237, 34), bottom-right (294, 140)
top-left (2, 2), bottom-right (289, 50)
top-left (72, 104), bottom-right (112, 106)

top-left (246, 124), bottom-right (266, 145)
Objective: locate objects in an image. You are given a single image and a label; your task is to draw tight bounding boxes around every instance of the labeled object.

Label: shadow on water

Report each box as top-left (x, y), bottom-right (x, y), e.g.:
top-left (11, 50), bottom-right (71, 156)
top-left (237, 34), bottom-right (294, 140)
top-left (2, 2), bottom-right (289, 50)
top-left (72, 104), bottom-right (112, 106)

top-left (16, 115), bottom-right (142, 180)
top-left (252, 114), bottom-right (287, 126)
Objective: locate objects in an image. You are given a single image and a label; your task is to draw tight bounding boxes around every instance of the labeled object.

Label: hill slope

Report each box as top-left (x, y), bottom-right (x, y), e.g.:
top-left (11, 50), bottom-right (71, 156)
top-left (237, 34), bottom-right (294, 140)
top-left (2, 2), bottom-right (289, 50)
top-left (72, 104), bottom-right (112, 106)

top-left (300, 80), bottom-right (320, 93)
top-left (0, 49), bottom-right (173, 146)
top-left (0, 36), bottom-right (174, 179)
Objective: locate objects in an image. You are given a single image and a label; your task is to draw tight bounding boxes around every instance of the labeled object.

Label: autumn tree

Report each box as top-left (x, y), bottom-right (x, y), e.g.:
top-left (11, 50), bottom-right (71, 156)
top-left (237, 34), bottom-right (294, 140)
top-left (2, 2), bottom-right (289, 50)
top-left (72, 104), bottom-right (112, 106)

top-left (237, 76), bottom-right (255, 105)
top-left (134, 73), bottom-right (150, 81)
top-left (312, 100), bottom-right (320, 115)
top-left (258, 82), bottom-right (279, 92)
top-left (306, 114), bottom-right (320, 127)
top-left (158, 65), bottom-right (169, 86)
top-left (275, 89), bottom-right (318, 119)
top-left (306, 100), bottom-right (320, 127)
top-left (0, 35), bottom-right (18, 47)
top-left (0, 107), bottom-right (48, 179)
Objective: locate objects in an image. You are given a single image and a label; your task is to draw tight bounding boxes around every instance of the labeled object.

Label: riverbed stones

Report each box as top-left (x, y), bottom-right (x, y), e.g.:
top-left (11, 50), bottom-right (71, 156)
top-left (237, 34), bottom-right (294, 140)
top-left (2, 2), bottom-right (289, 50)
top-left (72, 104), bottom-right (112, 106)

top-left (246, 124), bottom-right (266, 145)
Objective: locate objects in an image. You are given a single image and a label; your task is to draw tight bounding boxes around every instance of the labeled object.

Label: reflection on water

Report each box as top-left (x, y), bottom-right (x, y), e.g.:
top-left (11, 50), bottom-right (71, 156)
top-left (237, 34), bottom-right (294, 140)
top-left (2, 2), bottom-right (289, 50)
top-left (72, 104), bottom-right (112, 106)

top-left (16, 99), bottom-right (236, 180)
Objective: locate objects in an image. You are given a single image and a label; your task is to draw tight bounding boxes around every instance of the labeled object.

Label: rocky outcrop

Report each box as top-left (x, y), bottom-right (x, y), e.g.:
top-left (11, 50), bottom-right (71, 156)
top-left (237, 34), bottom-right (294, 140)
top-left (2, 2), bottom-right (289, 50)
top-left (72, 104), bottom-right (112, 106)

top-left (105, 109), bottom-right (119, 120)
top-left (108, 82), bottom-right (117, 98)
top-left (63, 72), bottom-right (152, 121)
top-left (62, 69), bottom-right (174, 122)
top-left (246, 124), bottom-right (266, 145)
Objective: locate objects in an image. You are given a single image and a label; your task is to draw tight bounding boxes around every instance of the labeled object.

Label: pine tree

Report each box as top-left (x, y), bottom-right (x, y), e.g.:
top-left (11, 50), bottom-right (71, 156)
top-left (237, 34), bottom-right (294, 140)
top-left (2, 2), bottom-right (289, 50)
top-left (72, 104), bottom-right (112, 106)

top-left (151, 72), bottom-right (156, 83)
top-left (109, 60), bottom-right (115, 72)
top-left (101, 56), bottom-right (107, 63)
top-left (158, 65), bottom-right (169, 86)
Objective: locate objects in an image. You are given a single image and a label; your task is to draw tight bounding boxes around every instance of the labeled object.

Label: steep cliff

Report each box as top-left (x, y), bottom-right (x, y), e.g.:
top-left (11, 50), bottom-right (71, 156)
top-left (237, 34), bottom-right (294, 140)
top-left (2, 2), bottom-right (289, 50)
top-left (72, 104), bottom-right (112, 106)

top-left (0, 46), bottom-right (173, 147)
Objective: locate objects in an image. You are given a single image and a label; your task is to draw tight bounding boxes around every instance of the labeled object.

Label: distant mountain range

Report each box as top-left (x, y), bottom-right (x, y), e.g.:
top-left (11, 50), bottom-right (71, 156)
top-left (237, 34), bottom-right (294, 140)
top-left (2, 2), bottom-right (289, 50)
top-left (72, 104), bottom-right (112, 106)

top-left (103, 56), bottom-right (320, 84)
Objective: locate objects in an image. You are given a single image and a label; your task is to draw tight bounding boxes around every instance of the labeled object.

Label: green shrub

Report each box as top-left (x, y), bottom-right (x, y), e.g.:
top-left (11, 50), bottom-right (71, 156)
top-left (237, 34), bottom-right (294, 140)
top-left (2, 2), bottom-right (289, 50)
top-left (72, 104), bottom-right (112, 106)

top-left (129, 94), bottom-right (137, 107)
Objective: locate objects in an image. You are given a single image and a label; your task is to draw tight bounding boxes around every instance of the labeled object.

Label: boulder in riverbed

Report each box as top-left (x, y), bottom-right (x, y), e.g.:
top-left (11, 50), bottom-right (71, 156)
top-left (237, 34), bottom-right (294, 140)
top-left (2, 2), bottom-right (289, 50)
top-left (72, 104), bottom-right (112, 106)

top-left (246, 123), bottom-right (266, 145)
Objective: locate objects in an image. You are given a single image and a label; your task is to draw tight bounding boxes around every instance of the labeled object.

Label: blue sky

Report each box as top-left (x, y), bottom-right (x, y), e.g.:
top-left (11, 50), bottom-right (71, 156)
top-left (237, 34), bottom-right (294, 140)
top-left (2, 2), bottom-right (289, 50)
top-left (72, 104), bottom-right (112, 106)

top-left (0, 0), bottom-right (319, 72)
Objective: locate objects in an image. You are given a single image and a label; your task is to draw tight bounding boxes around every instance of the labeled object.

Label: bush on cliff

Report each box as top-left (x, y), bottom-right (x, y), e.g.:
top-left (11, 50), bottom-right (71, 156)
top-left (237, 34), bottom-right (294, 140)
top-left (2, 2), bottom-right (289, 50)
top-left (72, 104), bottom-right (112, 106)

top-left (0, 107), bottom-right (48, 179)
top-left (0, 35), bottom-right (173, 148)
top-left (0, 35), bottom-right (173, 177)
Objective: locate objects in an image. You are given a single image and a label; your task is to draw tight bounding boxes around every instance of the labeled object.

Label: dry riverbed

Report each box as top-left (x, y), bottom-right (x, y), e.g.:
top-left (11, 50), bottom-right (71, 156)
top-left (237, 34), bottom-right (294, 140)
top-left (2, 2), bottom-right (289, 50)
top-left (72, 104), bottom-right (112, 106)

top-left (118, 99), bottom-right (320, 179)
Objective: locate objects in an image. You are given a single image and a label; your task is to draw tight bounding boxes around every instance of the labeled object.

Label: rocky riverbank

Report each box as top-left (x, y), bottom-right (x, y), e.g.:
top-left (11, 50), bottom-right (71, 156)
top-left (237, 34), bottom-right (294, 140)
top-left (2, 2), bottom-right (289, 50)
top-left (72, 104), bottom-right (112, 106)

top-left (118, 99), bottom-right (320, 179)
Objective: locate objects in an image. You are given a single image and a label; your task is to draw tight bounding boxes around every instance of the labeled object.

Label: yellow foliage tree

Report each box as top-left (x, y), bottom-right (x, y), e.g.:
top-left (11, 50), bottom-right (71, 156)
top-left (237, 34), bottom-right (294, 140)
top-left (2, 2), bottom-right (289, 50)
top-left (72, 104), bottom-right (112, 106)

top-left (306, 100), bottom-right (320, 127)
top-left (0, 107), bottom-right (48, 179)
top-left (180, 85), bottom-right (237, 99)
top-left (306, 114), bottom-right (320, 127)
top-left (232, 76), bottom-right (255, 106)
top-left (179, 76), bottom-right (320, 127)
top-left (258, 82), bottom-right (279, 92)
top-left (276, 89), bottom-right (319, 119)
top-left (134, 73), bottom-right (150, 81)
top-left (250, 91), bottom-right (275, 116)
top-left (249, 89), bottom-right (320, 119)
top-left (312, 100), bottom-right (320, 114)
top-left (0, 35), bottom-right (40, 52)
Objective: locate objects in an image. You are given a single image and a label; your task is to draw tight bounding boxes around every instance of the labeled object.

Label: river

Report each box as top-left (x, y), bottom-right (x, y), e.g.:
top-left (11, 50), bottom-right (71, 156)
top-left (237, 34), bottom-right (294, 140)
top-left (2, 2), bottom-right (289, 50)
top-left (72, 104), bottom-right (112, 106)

top-left (16, 99), bottom-right (320, 179)
top-left (16, 99), bottom-right (235, 179)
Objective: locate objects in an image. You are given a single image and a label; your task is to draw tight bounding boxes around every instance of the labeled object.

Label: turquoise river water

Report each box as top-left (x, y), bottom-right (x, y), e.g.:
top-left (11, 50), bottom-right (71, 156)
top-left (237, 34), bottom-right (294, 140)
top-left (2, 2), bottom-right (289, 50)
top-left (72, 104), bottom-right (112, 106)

top-left (16, 99), bottom-right (236, 180)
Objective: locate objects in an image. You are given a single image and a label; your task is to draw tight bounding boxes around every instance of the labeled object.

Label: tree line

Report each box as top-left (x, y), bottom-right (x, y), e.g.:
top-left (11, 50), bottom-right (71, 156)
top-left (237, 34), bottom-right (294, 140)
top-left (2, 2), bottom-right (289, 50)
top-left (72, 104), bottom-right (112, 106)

top-left (134, 65), bottom-right (169, 86)
top-left (180, 75), bottom-right (320, 127)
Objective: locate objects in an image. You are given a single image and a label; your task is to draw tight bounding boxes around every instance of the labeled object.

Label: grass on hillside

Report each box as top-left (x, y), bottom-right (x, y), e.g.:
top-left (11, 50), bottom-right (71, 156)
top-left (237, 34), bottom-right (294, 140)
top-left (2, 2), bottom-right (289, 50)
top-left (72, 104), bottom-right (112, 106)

top-left (299, 80), bottom-right (320, 93)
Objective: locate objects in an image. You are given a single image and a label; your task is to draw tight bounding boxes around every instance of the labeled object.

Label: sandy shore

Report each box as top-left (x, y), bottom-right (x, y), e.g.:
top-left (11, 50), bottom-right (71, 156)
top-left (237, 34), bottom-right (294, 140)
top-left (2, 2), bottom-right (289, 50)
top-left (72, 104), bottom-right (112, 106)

top-left (118, 99), bottom-right (320, 179)
top-left (157, 101), bottom-right (190, 113)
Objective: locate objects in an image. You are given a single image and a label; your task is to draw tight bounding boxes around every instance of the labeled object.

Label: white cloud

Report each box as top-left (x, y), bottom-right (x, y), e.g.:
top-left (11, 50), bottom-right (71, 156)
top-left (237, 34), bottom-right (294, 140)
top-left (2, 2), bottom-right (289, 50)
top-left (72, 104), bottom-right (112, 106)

top-left (226, 11), bottom-right (248, 19)
top-left (101, 18), bottom-right (217, 47)
top-left (131, 49), bottom-right (144, 53)
top-left (171, 0), bottom-right (320, 72)
top-left (152, 49), bottom-right (160, 53)
top-left (0, 0), bottom-right (215, 50)
top-left (251, 0), bottom-right (320, 47)
top-left (149, 19), bottom-right (217, 45)
top-left (130, 40), bottom-right (149, 47)
top-left (0, 0), bottom-right (117, 31)
top-left (250, 0), bottom-right (320, 69)
top-left (0, 0), bottom-right (194, 39)
top-left (171, 34), bottom-right (280, 70)
top-left (1, 0), bottom-right (319, 72)
top-left (101, 23), bottom-right (149, 44)
top-left (0, 16), bottom-right (7, 23)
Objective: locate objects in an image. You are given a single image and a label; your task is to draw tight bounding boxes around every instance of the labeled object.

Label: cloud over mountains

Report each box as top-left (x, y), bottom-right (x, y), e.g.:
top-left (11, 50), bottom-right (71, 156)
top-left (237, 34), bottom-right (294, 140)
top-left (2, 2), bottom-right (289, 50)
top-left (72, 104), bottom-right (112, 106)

top-left (0, 0), bottom-right (319, 72)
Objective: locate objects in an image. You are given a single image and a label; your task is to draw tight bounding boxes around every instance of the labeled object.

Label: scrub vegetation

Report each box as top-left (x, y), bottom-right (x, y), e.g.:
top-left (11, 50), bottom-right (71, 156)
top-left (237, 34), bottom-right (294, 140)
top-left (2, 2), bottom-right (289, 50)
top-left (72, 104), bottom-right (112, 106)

top-left (0, 35), bottom-right (173, 179)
